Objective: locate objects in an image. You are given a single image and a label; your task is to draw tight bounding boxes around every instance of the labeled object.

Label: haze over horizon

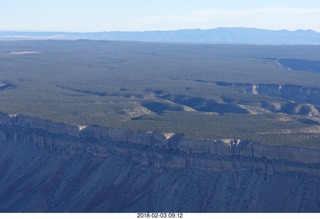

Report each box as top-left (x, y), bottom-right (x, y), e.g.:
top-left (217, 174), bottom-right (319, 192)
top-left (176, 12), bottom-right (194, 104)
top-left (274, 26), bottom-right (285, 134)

top-left (1, 0), bottom-right (320, 32)
top-left (1, 27), bottom-right (320, 33)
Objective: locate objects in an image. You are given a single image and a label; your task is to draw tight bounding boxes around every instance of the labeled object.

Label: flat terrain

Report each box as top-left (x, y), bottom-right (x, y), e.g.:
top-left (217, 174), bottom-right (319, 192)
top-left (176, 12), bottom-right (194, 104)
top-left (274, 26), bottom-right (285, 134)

top-left (1, 40), bottom-right (320, 147)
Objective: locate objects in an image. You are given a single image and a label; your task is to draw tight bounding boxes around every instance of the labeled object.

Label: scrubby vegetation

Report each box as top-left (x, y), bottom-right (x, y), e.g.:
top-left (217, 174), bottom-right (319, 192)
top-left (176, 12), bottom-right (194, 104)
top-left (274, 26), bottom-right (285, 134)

top-left (1, 40), bottom-right (320, 147)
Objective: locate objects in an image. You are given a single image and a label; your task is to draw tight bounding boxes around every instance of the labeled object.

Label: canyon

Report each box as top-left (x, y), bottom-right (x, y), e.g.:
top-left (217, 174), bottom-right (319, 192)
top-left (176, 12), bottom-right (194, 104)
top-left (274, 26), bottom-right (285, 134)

top-left (0, 112), bottom-right (319, 212)
top-left (197, 81), bottom-right (320, 117)
top-left (215, 81), bottom-right (320, 106)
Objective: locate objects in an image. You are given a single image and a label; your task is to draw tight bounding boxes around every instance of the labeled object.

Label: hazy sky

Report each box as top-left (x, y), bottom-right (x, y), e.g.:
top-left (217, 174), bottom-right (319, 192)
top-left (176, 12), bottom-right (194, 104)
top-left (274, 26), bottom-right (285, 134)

top-left (1, 0), bottom-right (320, 32)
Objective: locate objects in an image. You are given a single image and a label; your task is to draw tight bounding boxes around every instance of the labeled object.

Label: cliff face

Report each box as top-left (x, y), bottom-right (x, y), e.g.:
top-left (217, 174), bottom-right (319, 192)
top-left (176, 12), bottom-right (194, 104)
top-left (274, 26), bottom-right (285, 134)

top-left (216, 82), bottom-right (320, 106)
top-left (0, 112), bottom-right (319, 212)
top-left (213, 82), bottom-right (320, 117)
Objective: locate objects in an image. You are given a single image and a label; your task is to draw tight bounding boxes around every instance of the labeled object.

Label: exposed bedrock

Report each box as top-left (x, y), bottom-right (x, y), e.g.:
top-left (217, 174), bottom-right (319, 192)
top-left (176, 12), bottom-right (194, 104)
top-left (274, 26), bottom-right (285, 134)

top-left (0, 112), bottom-right (319, 212)
top-left (215, 81), bottom-right (320, 106)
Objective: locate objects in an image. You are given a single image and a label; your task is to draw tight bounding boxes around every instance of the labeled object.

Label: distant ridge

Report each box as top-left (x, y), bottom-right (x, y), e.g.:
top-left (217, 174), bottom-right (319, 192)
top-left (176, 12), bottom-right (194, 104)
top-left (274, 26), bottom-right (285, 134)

top-left (1, 27), bottom-right (320, 45)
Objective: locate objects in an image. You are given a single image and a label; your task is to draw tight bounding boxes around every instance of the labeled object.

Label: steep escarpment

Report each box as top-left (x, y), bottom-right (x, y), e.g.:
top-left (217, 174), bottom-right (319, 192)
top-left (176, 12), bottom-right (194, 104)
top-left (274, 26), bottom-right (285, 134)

top-left (215, 81), bottom-right (320, 106)
top-left (211, 81), bottom-right (320, 117)
top-left (0, 112), bottom-right (319, 212)
top-left (143, 82), bottom-right (320, 118)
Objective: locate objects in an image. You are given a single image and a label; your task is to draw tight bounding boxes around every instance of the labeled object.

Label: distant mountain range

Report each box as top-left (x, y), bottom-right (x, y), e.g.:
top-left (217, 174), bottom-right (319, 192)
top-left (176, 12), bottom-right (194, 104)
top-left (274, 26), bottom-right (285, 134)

top-left (1, 27), bottom-right (320, 45)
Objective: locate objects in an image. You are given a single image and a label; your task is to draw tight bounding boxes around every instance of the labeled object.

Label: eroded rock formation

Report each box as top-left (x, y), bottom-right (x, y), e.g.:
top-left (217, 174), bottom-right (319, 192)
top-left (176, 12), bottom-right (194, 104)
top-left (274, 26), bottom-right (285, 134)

top-left (215, 82), bottom-right (320, 106)
top-left (0, 112), bottom-right (319, 212)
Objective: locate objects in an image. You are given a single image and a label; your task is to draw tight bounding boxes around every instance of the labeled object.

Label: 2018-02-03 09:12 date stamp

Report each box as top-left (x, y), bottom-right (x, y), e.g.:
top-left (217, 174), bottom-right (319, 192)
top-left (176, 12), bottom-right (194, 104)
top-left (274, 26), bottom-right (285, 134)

top-left (137, 213), bottom-right (183, 218)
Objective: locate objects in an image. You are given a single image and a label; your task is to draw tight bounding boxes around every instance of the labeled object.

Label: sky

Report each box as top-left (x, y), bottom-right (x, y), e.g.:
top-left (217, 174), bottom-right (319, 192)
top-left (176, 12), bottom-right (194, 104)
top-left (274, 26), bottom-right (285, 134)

top-left (1, 0), bottom-right (320, 32)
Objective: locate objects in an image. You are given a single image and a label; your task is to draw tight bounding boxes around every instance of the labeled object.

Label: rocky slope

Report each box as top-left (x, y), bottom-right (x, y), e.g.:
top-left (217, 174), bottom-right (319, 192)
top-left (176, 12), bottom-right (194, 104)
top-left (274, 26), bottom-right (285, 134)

top-left (0, 112), bottom-right (319, 212)
top-left (216, 82), bottom-right (320, 106)
top-left (213, 82), bottom-right (320, 117)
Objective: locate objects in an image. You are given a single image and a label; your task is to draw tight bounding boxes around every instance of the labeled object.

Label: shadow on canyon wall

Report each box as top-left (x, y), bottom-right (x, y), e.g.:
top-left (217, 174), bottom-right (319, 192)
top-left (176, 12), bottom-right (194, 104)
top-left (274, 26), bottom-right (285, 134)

top-left (0, 112), bottom-right (319, 212)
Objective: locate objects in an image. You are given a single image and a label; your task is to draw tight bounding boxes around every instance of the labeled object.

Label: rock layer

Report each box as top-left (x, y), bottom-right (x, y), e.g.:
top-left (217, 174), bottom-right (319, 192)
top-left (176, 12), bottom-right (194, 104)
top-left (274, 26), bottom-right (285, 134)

top-left (0, 112), bottom-right (319, 212)
top-left (215, 82), bottom-right (320, 106)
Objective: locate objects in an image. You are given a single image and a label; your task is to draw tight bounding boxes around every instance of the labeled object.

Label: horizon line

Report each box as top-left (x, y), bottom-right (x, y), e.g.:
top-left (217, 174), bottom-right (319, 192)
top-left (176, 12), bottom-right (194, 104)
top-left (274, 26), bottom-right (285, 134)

top-left (0, 27), bottom-right (319, 33)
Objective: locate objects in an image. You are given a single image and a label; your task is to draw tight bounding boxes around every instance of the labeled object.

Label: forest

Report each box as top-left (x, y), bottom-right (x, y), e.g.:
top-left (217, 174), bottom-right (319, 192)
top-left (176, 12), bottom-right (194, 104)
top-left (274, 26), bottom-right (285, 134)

top-left (1, 40), bottom-right (320, 147)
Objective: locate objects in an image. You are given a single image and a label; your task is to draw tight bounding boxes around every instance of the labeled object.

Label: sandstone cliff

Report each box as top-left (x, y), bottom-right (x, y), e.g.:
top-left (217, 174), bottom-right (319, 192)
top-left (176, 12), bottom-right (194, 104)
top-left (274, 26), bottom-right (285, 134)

top-left (215, 81), bottom-right (320, 106)
top-left (0, 112), bottom-right (319, 212)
